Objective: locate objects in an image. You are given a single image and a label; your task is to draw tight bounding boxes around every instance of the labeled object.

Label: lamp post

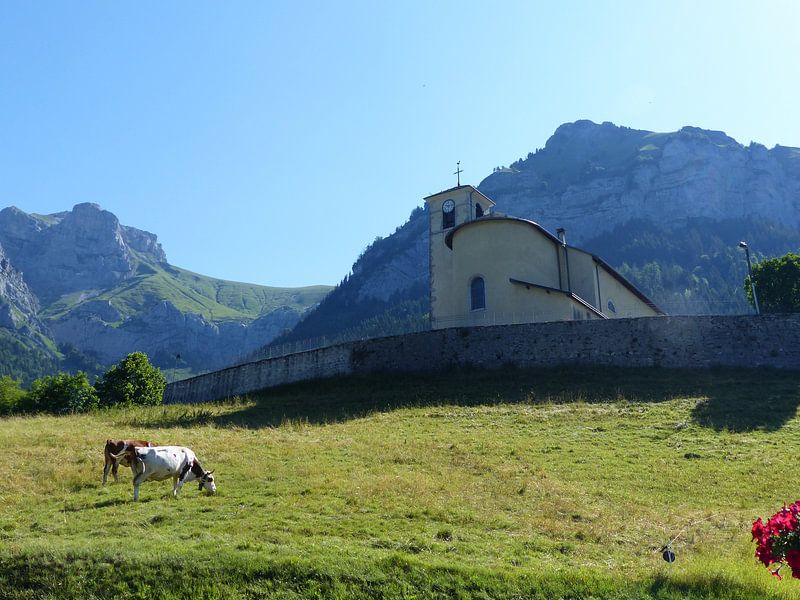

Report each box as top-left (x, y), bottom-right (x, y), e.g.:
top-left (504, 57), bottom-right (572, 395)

top-left (739, 241), bottom-right (760, 315)
top-left (171, 352), bottom-right (181, 384)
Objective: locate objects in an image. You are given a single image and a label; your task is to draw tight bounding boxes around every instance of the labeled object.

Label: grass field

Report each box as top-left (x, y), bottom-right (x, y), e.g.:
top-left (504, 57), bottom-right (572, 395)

top-left (2, 366), bottom-right (800, 599)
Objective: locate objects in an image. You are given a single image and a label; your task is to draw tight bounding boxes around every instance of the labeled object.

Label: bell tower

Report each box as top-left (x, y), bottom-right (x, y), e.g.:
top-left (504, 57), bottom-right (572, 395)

top-left (423, 184), bottom-right (495, 328)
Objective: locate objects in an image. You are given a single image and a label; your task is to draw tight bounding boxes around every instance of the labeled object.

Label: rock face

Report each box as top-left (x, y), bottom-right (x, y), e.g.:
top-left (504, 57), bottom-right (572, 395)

top-left (479, 121), bottom-right (800, 243)
top-left (0, 203), bottom-right (167, 302)
top-left (0, 242), bottom-right (44, 334)
top-left (49, 301), bottom-right (306, 372)
top-left (351, 212), bottom-right (428, 303)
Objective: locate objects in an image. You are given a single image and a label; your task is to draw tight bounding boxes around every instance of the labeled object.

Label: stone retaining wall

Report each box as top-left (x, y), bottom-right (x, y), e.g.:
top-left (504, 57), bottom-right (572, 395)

top-left (163, 314), bottom-right (800, 404)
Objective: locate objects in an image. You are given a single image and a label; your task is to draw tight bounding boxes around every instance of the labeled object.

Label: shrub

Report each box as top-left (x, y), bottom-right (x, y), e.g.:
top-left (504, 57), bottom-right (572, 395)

top-left (24, 372), bottom-right (99, 414)
top-left (95, 352), bottom-right (166, 408)
top-left (747, 252), bottom-right (800, 313)
top-left (0, 375), bottom-right (26, 415)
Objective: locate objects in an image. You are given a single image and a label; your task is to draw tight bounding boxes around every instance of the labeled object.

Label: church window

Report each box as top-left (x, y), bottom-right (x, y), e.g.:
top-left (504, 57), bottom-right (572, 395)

top-left (470, 277), bottom-right (486, 311)
top-left (475, 203), bottom-right (484, 218)
top-left (442, 199), bottom-right (455, 229)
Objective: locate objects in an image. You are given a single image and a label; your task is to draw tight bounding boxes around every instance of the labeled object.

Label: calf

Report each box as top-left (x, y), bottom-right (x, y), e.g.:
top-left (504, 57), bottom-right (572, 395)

top-left (103, 439), bottom-right (155, 485)
top-left (115, 445), bottom-right (216, 501)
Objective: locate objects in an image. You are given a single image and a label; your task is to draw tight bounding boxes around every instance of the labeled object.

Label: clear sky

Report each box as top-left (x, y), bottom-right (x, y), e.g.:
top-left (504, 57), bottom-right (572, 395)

top-left (1, 1), bottom-right (798, 287)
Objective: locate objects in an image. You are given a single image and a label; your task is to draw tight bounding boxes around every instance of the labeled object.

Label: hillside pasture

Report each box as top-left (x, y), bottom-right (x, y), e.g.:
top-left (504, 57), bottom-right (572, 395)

top-left (1, 367), bottom-right (800, 599)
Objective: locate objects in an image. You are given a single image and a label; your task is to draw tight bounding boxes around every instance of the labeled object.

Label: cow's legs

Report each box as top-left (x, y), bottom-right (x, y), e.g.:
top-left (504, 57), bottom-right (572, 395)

top-left (132, 471), bottom-right (147, 501)
top-left (172, 475), bottom-right (184, 498)
top-left (111, 460), bottom-right (119, 482)
top-left (102, 459), bottom-right (111, 485)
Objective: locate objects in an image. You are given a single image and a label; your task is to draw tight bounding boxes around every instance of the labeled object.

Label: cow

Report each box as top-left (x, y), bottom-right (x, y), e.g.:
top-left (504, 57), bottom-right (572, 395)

top-left (114, 445), bottom-right (216, 501)
top-left (103, 439), bottom-right (155, 485)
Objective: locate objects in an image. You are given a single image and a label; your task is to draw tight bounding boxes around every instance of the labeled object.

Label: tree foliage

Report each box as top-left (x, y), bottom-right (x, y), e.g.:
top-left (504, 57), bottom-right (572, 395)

top-left (0, 375), bottom-right (26, 415)
top-left (747, 252), bottom-right (800, 313)
top-left (95, 352), bottom-right (166, 408)
top-left (24, 371), bottom-right (99, 414)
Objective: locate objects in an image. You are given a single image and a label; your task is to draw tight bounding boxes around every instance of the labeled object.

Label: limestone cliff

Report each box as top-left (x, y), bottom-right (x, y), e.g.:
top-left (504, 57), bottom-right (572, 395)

top-left (479, 121), bottom-right (800, 243)
top-left (0, 203), bottom-right (166, 302)
top-left (0, 242), bottom-right (45, 335)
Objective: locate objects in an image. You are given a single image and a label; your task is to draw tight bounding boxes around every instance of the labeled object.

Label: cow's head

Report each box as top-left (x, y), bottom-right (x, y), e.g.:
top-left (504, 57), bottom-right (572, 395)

top-left (198, 470), bottom-right (216, 495)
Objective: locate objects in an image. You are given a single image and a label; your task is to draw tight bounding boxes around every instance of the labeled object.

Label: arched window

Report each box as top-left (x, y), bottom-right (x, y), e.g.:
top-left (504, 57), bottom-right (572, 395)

top-left (470, 277), bottom-right (486, 311)
top-left (442, 199), bottom-right (455, 229)
top-left (475, 203), bottom-right (484, 218)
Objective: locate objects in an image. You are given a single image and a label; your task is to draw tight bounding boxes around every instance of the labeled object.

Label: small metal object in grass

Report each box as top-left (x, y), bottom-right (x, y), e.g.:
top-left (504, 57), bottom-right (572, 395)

top-left (661, 545), bottom-right (676, 563)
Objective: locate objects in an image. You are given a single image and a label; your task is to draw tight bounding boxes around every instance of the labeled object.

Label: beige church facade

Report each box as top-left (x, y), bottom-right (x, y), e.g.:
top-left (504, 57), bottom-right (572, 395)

top-left (425, 185), bottom-right (664, 329)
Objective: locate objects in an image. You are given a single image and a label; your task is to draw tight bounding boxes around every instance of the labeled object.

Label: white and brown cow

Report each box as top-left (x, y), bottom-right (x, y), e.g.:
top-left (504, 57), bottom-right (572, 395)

top-left (114, 445), bottom-right (216, 501)
top-left (103, 439), bottom-right (155, 485)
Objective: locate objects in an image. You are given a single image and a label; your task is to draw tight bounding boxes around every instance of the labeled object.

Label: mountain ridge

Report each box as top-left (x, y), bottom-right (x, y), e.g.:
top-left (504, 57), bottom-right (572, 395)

top-left (0, 203), bottom-right (332, 380)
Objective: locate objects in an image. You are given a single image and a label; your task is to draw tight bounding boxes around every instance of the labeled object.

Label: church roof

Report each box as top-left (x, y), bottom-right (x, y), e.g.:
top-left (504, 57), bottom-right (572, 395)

top-left (445, 215), bottom-right (665, 315)
top-left (444, 215), bottom-right (560, 248)
top-left (423, 185), bottom-right (496, 206)
top-left (591, 255), bottom-right (666, 315)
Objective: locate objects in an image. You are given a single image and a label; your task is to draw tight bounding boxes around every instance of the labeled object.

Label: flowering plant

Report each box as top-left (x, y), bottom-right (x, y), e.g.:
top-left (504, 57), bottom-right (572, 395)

top-left (752, 501), bottom-right (800, 580)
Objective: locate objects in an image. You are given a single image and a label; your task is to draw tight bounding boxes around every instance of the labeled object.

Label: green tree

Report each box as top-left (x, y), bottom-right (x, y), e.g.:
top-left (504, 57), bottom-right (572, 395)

top-left (0, 375), bottom-right (26, 415)
top-left (24, 372), bottom-right (99, 414)
top-left (95, 352), bottom-right (166, 408)
top-left (746, 252), bottom-right (800, 313)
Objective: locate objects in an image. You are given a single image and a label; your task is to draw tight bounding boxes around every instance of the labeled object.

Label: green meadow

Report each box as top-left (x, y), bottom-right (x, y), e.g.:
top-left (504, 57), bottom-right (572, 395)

top-left (2, 367), bottom-right (800, 599)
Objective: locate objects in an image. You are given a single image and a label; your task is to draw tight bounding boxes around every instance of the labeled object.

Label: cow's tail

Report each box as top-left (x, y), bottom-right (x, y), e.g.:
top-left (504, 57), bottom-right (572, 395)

top-left (110, 447), bottom-right (128, 461)
top-left (135, 451), bottom-right (145, 474)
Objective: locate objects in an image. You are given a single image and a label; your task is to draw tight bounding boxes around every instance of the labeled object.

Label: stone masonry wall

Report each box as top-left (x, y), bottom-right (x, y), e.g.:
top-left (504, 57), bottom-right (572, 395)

top-left (163, 315), bottom-right (800, 404)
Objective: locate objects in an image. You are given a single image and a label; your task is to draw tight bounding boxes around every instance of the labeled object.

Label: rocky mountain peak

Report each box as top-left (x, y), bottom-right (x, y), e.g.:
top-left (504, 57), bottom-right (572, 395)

top-left (0, 203), bottom-right (166, 302)
top-left (677, 126), bottom-right (740, 148)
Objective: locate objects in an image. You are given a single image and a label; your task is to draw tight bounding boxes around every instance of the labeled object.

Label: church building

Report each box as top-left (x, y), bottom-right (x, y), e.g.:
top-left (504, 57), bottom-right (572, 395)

top-left (425, 184), bottom-right (664, 329)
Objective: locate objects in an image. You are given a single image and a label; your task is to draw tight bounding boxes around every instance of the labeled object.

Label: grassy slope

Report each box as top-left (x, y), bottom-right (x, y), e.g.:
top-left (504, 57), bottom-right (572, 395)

top-left (42, 253), bottom-right (332, 323)
top-left (2, 367), bottom-right (800, 599)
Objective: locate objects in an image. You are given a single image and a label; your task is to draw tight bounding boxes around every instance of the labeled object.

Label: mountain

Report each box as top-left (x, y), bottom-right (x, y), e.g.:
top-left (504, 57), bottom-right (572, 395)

top-left (270, 121), bottom-right (800, 347)
top-left (0, 203), bottom-right (332, 381)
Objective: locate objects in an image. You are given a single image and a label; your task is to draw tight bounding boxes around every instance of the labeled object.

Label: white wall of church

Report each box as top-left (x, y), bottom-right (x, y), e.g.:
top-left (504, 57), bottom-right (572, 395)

top-left (445, 220), bottom-right (561, 318)
top-left (564, 248), bottom-right (599, 307)
top-left (597, 268), bottom-right (660, 318)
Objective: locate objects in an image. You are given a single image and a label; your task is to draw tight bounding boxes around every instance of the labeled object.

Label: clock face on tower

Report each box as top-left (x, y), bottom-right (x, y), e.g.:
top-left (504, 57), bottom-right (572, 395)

top-left (442, 199), bottom-right (455, 213)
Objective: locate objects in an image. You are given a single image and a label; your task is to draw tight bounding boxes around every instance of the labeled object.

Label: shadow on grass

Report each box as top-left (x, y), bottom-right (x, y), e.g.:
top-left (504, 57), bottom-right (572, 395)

top-left (62, 498), bottom-right (129, 512)
top-left (147, 366), bottom-right (800, 432)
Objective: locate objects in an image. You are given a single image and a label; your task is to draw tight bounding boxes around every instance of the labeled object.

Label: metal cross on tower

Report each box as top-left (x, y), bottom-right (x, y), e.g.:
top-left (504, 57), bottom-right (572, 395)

top-left (454, 161), bottom-right (463, 186)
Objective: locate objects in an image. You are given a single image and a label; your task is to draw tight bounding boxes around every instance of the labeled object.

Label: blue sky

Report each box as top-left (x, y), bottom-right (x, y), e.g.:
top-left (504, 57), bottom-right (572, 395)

top-left (1, 1), bottom-right (798, 287)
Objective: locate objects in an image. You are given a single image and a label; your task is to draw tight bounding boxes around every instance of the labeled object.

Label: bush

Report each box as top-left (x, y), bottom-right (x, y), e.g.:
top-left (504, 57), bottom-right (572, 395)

top-left (747, 252), bottom-right (800, 313)
top-left (0, 375), bottom-right (26, 415)
top-left (24, 372), bottom-right (99, 414)
top-left (95, 352), bottom-right (166, 408)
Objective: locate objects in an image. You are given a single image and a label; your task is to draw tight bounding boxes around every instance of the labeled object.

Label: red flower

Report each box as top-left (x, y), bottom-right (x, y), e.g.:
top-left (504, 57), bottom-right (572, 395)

top-left (752, 517), bottom-right (767, 542)
top-left (756, 541), bottom-right (776, 566)
top-left (786, 549), bottom-right (800, 579)
top-left (753, 502), bottom-right (800, 580)
top-left (767, 510), bottom-right (797, 535)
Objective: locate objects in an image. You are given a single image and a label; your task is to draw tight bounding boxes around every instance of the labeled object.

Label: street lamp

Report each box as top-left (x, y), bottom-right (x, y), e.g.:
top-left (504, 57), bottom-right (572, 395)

top-left (738, 241), bottom-right (760, 315)
top-left (171, 352), bottom-right (181, 384)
